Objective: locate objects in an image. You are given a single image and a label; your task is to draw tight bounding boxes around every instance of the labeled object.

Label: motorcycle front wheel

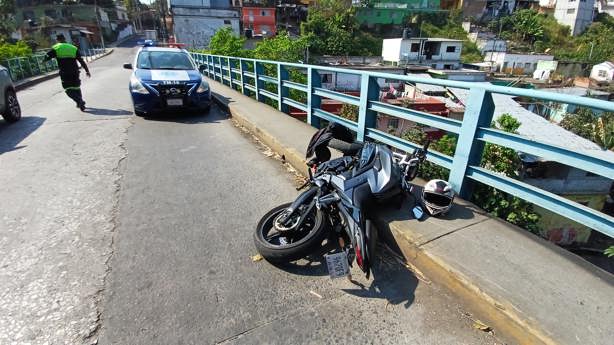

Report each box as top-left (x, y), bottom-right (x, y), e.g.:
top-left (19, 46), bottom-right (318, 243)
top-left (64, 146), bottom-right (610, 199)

top-left (254, 202), bottom-right (327, 263)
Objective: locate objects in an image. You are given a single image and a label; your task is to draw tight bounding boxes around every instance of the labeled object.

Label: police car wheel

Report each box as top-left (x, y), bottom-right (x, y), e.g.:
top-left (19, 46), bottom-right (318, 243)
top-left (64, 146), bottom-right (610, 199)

top-left (134, 108), bottom-right (146, 117)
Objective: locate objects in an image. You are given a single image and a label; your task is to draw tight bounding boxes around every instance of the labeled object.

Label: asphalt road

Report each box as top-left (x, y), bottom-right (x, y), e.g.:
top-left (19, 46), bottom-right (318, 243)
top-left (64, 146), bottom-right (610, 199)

top-left (1, 41), bottom-right (504, 345)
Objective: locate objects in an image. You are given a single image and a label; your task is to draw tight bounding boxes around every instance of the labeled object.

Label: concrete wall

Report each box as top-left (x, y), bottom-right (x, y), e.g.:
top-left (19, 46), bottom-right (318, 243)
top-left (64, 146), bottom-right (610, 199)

top-left (317, 56), bottom-right (383, 65)
top-left (317, 69), bottom-right (405, 91)
top-left (476, 38), bottom-right (506, 53)
top-left (382, 38), bottom-right (403, 62)
top-left (590, 63), bottom-right (614, 81)
top-left (172, 6), bottom-right (240, 49)
top-left (485, 52), bottom-right (554, 74)
top-left (554, 0), bottom-right (595, 35)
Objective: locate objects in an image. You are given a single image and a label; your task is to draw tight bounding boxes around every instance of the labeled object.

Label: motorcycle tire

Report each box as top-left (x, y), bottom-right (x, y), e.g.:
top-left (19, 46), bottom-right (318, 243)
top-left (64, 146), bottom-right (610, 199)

top-left (254, 202), bottom-right (328, 263)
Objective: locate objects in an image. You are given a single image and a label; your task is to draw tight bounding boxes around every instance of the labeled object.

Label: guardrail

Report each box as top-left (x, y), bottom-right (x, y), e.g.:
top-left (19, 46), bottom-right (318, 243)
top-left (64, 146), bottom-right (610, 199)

top-left (2, 48), bottom-right (107, 82)
top-left (190, 52), bottom-right (614, 237)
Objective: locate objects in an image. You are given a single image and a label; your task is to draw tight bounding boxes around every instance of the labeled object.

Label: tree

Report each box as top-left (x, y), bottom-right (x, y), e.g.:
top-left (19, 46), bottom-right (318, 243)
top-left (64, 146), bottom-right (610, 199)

top-left (419, 12), bottom-right (483, 63)
top-left (0, 0), bottom-right (16, 40)
top-left (206, 27), bottom-right (249, 57)
top-left (300, 1), bottom-right (381, 56)
top-left (560, 108), bottom-right (614, 150)
top-left (253, 31), bottom-right (309, 62)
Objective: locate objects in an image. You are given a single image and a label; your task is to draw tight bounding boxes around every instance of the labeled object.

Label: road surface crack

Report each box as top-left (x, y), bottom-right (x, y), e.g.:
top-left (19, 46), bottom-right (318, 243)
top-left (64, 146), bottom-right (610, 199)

top-left (82, 118), bottom-right (133, 344)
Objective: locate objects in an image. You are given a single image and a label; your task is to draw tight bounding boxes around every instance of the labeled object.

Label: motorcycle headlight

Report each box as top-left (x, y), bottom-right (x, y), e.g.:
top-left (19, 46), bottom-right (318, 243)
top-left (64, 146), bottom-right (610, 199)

top-left (196, 80), bottom-right (210, 93)
top-left (130, 75), bottom-right (149, 94)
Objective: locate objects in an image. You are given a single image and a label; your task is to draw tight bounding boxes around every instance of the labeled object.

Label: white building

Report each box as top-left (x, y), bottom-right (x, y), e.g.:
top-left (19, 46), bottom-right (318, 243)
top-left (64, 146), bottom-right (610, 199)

top-left (381, 37), bottom-right (463, 70)
top-left (554, 0), bottom-right (595, 35)
top-left (484, 52), bottom-right (554, 74)
top-left (170, 0), bottom-right (240, 49)
top-left (596, 0), bottom-right (614, 17)
top-left (590, 61), bottom-right (614, 81)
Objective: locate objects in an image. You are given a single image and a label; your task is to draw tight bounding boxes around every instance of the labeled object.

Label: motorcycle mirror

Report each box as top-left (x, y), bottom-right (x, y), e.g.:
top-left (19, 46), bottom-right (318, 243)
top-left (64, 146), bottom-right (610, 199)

top-left (412, 205), bottom-right (424, 220)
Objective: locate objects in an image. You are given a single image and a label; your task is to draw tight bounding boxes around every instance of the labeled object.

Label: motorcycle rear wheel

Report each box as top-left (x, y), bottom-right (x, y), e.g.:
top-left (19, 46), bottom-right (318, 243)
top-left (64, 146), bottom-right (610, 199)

top-left (254, 202), bottom-right (327, 263)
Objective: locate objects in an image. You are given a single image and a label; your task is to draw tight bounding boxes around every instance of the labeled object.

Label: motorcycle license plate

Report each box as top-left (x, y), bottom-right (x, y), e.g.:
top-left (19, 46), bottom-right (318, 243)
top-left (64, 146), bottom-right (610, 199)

top-left (167, 98), bottom-right (183, 106)
top-left (325, 252), bottom-right (350, 279)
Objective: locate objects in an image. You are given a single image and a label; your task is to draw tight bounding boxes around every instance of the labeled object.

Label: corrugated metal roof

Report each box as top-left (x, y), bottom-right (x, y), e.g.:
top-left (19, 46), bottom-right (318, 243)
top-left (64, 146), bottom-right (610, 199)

top-left (539, 87), bottom-right (610, 97)
top-left (447, 86), bottom-right (614, 162)
top-left (407, 73), bottom-right (447, 93)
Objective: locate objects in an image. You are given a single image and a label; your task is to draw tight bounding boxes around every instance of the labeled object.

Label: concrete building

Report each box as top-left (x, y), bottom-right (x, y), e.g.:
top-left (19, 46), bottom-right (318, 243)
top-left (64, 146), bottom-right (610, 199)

top-left (355, 0), bottom-right (442, 27)
top-left (484, 51), bottom-right (554, 74)
top-left (595, 0), bottom-right (614, 17)
top-left (553, 0), bottom-right (595, 35)
top-left (590, 61), bottom-right (614, 82)
top-left (382, 37), bottom-right (463, 69)
top-left (242, 6), bottom-right (276, 37)
top-left (170, 0), bottom-right (240, 49)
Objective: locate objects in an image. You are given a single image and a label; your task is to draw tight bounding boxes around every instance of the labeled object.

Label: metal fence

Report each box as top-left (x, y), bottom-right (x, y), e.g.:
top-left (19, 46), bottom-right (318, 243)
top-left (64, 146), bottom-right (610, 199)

top-left (1, 48), bottom-right (107, 82)
top-left (190, 53), bottom-right (614, 238)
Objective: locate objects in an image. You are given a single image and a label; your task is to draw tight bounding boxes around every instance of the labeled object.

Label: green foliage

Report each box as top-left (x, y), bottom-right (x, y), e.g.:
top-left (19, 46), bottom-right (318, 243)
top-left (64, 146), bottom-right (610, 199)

top-left (253, 31), bottom-right (309, 62)
top-left (401, 114), bottom-right (541, 233)
top-left (0, 41), bottom-right (33, 61)
top-left (338, 104), bottom-right (358, 122)
top-left (301, 1), bottom-right (381, 56)
top-left (419, 12), bottom-right (483, 63)
top-left (605, 245), bottom-right (614, 258)
top-left (204, 27), bottom-right (249, 57)
top-left (490, 11), bottom-right (614, 63)
top-left (560, 108), bottom-right (614, 150)
top-left (0, 0), bottom-right (16, 39)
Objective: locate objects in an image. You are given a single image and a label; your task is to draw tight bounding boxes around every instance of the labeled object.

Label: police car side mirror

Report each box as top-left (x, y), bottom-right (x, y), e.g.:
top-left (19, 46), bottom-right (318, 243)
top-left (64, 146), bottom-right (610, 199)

top-left (123, 63), bottom-right (133, 70)
top-left (199, 64), bottom-right (206, 73)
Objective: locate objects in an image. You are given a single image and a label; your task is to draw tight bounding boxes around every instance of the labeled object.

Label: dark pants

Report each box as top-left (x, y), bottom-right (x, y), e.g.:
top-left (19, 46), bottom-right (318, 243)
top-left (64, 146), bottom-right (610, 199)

top-left (60, 73), bottom-right (84, 106)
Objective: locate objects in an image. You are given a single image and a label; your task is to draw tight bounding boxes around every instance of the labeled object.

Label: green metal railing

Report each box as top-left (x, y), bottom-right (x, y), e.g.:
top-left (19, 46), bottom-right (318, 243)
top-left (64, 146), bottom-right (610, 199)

top-left (1, 48), bottom-right (107, 82)
top-left (190, 52), bottom-right (614, 238)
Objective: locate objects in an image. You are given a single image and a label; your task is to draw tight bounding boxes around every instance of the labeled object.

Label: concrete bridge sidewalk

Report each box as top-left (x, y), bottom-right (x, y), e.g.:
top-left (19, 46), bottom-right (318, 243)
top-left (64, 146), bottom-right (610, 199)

top-left (210, 79), bottom-right (614, 345)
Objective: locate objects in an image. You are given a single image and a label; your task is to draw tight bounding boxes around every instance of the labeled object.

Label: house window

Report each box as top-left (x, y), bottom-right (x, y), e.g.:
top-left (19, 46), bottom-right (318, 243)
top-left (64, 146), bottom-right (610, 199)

top-left (431, 64), bottom-right (437, 68)
top-left (388, 118), bottom-right (399, 129)
top-left (567, 8), bottom-right (575, 13)
top-left (224, 20), bottom-right (231, 25)
top-left (525, 62), bottom-right (531, 70)
top-left (444, 64), bottom-right (452, 69)
top-left (410, 43), bottom-right (420, 52)
top-left (446, 46), bottom-right (456, 53)
top-left (261, 10), bottom-right (267, 16)
top-left (376, 11), bottom-right (381, 17)
top-left (321, 73), bottom-right (332, 83)
top-left (598, 70), bottom-right (607, 77)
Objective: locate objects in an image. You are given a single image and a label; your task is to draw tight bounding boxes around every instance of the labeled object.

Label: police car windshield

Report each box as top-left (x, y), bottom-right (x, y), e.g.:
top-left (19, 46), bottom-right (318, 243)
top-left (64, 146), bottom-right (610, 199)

top-left (137, 51), bottom-right (194, 70)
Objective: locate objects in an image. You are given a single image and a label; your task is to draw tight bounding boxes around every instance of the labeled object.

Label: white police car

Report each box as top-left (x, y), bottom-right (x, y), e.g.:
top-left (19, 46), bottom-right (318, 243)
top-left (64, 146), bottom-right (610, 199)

top-left (123, 45), bottom-right (211, 116)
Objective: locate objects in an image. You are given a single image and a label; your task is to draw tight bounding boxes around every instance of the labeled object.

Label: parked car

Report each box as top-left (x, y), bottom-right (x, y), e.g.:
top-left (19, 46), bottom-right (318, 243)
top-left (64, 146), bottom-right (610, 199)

top-left (123, 45), bottom-right (212, 116)
top-left (0, 65), bottom-right (21, 123)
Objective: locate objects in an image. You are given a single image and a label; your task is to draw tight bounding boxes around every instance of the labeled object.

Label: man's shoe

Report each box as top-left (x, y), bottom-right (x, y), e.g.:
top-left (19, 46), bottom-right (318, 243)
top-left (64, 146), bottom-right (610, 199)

top-left (79, 101), bottom-right (86, 112)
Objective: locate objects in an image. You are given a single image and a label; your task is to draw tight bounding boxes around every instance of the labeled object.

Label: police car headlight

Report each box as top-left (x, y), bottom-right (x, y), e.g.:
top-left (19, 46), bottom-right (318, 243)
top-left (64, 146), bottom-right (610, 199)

top-left (130, 75), bottom-right (149, 94)
top-left (196, 80), bottom-right (209, 93)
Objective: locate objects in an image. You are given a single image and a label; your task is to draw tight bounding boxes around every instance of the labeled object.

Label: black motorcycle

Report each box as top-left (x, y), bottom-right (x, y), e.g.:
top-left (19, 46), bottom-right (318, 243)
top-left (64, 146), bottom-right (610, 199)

top-left (254, 135), bottom-right (429, 278)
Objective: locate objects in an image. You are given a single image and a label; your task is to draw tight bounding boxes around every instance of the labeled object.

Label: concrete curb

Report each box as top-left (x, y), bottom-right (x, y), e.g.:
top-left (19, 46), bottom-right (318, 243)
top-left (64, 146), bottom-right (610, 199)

top-left (14, 49), bottom-right (114, 91)
top-left (211, 91), bottom-right (564, 345)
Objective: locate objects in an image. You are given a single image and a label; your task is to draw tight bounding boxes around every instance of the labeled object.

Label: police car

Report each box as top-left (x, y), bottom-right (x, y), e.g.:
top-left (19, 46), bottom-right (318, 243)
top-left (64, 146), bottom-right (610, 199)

top-left (123, 45), bottom-right (211, 116)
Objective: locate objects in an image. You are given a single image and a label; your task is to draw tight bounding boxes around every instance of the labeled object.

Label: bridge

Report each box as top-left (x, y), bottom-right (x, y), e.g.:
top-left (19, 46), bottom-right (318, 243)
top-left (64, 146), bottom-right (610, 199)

top-left (0, 41), bottom-right (612, 345)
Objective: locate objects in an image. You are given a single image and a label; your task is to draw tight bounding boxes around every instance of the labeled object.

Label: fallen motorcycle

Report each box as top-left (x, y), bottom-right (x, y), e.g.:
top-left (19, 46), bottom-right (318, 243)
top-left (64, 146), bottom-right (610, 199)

top-left (253, 134), bottom-right (429, 279)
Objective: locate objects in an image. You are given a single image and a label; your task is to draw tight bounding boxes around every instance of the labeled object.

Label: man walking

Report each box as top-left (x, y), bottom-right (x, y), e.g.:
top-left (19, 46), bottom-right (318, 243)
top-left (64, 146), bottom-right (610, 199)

top-left (44, 34), bottom-right (91, 111)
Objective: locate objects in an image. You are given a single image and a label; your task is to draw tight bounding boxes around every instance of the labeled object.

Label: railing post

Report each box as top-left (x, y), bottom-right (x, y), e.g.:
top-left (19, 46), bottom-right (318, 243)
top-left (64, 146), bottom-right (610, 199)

top-left (277, 63), bottom-right (289, 113)
top-left (448, 87), bottom-right (495, 199)
top-left (207, 55), bottom-right (213, 77)
top-left (239, 59), bottom-right (249, 96)
top-left (357, 74), bottom-right (380, 142)
top-left (254, 61), bottom-right (265, 102)
top-left (307, 67), bottom-right (321, 128)
top-left (227, 57), bottom-right (234, 90)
